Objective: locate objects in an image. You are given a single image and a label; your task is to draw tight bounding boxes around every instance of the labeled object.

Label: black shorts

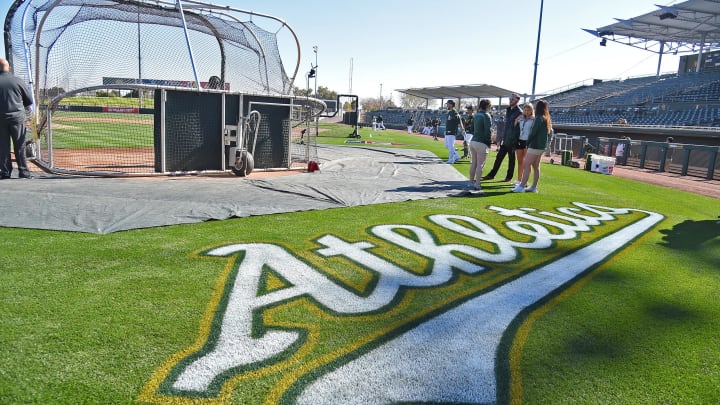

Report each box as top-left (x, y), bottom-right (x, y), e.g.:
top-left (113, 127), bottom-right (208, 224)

top-left (516, 140), bottom-right (527, 149)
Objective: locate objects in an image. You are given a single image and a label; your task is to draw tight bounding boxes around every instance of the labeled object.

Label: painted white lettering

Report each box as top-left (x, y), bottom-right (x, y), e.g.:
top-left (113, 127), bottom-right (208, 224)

top-left (174, 243), bottom-right (391, 392)
top-left (429, 214), bottom-right (552, 252)
top-left (570, 202), bottom-right (631, 220)
top-left (503, 220), bottom-right (565, 243)
top-left (522, 208), bottom-right (593, 232)
top-left (316, 234), bottom-right (451, 288)
top-left (554, 207), bottom-right (605, 226)
top-left (487, 206), bottom-right (585, 238)
top-left (167, 202), bottom-right (654, 398)
top-left (370, 224), bottom-right (486, 274)
top-left (295, 209), bottom-right (664, 405)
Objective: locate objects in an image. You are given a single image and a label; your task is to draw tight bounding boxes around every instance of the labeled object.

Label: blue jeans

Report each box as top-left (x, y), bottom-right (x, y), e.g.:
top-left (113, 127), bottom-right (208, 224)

top-left (0, 116), bottom-right (30, 177)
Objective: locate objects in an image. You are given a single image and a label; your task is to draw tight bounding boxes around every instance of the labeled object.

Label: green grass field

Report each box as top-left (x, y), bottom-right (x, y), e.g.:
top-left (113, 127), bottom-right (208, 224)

top-left (48, 111), bottom-right (154, 149)
top-left (1, 124), bottom-right (718, 404)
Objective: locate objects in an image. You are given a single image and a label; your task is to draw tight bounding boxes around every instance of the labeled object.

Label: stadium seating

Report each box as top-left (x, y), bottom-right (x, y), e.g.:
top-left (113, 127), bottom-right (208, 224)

top-left (546, 71), bottom-right (720, 128)
top-left (365, 71), bottom-right (720, 129)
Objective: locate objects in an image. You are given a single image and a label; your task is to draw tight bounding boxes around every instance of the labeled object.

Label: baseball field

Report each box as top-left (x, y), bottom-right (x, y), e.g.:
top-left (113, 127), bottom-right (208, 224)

top-left (1, 123), bottom-right (718, 404)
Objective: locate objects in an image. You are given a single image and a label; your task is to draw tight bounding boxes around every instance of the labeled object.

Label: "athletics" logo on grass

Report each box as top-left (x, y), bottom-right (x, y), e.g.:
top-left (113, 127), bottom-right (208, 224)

top-left (140, 202), bottom-right (663, 404)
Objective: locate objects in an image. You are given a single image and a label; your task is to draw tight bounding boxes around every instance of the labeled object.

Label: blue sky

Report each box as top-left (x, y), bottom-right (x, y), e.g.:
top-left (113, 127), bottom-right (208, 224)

top-left (2, 0), bottom-right (684, 104)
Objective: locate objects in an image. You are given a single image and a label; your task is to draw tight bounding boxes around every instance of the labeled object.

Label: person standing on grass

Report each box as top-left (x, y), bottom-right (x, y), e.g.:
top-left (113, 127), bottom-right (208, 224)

top-left (461, 105), bottom-right (474, 159)
top-left (513, 103), bottom-right (535, 185)
top-left (468, 99), bottom-right (492, 192)
top-left (0, 57), bottom-right (34, 180)
top-left (512, 99), bottom-right (551, 193)
top-left (376, 114), bottom-right (385, 130)
top-left (443, 100), bottom-right (462, 164)
top-left (483, 93), bottom-right (522, 182)
top-left (431, 116), bottom-right (440, 141)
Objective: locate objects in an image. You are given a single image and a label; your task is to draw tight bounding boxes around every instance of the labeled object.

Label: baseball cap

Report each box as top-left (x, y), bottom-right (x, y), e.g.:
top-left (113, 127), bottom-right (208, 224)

top-left (446, 100), bottom-right (455, 106)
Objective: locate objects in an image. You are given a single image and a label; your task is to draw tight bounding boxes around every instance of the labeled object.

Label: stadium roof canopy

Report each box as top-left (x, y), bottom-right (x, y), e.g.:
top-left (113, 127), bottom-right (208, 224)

top-left (583, 0), bottom-right (720, 56)
top-left (395, 84), bottom-right (521, 102)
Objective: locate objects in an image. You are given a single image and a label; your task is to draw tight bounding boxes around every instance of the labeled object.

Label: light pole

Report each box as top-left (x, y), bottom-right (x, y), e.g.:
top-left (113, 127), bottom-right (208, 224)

top-left (379, 83), bottom-right (383, 109)
top-left (530, 0), bottom-right (544, 101)
top-left (348, 57), bottom-right (353, 93)
top-left (313, 46), bottom-right (318, 97)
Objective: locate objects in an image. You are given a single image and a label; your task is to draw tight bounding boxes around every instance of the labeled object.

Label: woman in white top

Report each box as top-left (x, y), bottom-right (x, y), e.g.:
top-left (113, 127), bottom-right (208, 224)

top-left (513, 103), bottom-right (535, 185)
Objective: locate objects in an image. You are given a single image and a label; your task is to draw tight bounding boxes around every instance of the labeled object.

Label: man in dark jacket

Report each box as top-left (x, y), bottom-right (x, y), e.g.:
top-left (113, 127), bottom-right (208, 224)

top-left (443, 100), bottom-right (462, 163)
top-left (0, 58), bottom-right (34, 179)
top-left (483, 93), bottom-right (522, 182)
top-left (461, 105), bottom-right (474, 158)
top-left (431, 116), bottom-right (440, 141)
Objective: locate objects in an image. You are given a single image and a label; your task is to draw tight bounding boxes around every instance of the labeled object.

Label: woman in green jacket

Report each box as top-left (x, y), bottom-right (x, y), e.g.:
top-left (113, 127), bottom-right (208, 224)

top-left (469, 99), bottom-right (492, 192)
top-left (512, 99), bottom-right (552, 193)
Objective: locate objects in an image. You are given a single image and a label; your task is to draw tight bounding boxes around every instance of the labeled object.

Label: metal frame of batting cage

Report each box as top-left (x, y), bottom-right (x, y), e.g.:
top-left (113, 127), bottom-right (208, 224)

top-left (5, 0), bottom-right (310, 176)
top-left (30, 83), bottom-right (326, 177)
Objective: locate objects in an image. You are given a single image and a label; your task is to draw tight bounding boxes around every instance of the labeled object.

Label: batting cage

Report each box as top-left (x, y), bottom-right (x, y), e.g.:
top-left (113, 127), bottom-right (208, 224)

top-left (4, 0), bottom-right (324, 176)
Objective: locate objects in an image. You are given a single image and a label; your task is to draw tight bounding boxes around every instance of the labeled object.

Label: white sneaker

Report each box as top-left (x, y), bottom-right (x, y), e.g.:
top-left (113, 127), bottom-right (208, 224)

top-left (512, 180), bottom-right (521, 186)
top-left (525, 186), bottom-right (538, 193)
top-left (511, 185), bottom-right (524, 193)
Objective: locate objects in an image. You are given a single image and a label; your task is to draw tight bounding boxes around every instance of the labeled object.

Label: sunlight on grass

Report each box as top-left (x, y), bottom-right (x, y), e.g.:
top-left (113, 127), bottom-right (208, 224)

top-left (0, 123), bottom-right (718, 403)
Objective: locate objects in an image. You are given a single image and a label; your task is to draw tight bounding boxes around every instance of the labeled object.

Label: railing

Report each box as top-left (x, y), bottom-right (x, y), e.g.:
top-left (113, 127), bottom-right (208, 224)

top-left (548, 134), bottom-right (719, 180)
top-left (595, 137), bottom-right (719, 180)
top-left (556, 122), bottom-right (720, 132)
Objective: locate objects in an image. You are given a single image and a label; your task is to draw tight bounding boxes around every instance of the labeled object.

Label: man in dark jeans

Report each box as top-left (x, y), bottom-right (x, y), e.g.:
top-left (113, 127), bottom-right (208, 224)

top-left (376, 114), bottom-right (385, 130)
top-left (461, 105), bottom-right (474, 159)
top-left (0, 58), bottom-right (34, 179)
top-left (483, 93), bottom-right (522, 182)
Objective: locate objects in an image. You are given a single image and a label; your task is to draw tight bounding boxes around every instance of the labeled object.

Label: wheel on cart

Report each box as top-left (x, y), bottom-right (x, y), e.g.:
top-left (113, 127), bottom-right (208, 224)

top-left (231, 151), bottom-right (254, 176)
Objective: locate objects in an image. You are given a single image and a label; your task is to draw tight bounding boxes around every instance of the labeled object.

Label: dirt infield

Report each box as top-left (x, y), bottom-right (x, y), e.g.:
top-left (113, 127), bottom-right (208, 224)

top-left (610, 165), bottom-right (720, 199)
top-left (39, 147), bottom-right (304, 178)
top-left (39, 121), bottom-right (312, 175)
top-left (49, 147), bottom-right (155, 173)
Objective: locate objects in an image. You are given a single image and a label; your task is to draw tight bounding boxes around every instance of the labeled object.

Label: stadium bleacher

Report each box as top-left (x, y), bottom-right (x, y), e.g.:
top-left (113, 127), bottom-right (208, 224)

top-left (365, 71), bottom-right (720, 129)
top-left (532, 71), bottom-right (720, 128)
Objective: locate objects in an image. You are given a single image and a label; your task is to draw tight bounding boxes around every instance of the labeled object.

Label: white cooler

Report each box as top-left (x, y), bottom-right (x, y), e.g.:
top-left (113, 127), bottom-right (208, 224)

top-left (591, 156), bottom-right (615, 175)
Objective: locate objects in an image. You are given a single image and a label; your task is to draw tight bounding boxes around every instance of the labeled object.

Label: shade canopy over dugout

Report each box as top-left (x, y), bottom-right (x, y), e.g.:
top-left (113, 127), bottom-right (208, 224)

top-left (583, 0), bottom-right (720, 73)
top-left (4, 0), bottom-right (301, 100)
top-left (396, 84), bottom-right (522, 106)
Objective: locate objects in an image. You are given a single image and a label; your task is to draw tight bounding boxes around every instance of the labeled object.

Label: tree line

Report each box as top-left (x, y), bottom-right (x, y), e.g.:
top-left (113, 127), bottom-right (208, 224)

top-left (294, 86), bottom-right (438, 111)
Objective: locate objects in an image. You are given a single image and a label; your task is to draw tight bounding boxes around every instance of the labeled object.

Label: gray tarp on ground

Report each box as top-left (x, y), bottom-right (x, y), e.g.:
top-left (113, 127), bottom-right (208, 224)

top-left (0, 145), bottom-right (467, 234)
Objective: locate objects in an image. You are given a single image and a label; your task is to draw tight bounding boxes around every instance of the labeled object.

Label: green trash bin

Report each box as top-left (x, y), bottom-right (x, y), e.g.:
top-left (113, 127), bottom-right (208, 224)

top-left (585, 154), bottom-right (594, 171)
top-left (561, 150), bottom-right (573, 166)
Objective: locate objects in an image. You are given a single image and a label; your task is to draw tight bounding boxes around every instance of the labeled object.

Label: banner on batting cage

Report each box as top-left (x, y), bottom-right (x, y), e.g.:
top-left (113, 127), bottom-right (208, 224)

top-left (103, 107), bottom-right (139, 114)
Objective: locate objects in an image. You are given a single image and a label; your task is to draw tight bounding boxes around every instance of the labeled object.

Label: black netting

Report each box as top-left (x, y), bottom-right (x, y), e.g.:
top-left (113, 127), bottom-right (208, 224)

top-left (5, 0), bottom-right (294, 98)
top-left (159, 91), bottom-right (223, 172)
top-left (5, 0), bottom-right (304, 176)
top-left (242, 96), bottom-right (291, 169)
